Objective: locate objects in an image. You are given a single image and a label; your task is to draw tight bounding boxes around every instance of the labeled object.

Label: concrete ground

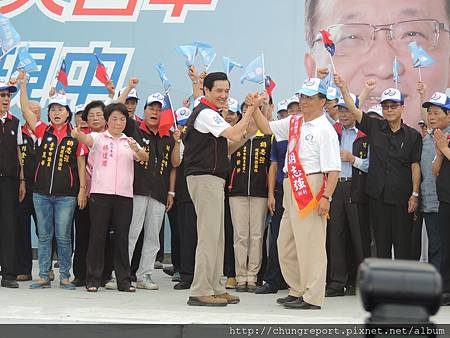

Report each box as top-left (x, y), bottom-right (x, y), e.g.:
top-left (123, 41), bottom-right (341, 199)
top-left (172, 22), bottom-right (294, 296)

top-left (1, 263), bottom-right (449, 324)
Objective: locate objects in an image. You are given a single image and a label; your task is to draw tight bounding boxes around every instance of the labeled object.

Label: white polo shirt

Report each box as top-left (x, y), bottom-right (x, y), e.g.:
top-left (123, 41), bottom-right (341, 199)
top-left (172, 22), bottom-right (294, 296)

top-left (269, 114), bottom-right (341, 174)
top-left (194, 108), bottom-right (230, 137)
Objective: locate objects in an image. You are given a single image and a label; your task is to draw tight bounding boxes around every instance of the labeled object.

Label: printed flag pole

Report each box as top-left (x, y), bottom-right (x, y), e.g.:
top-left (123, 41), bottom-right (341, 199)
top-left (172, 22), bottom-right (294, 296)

top-left (167, 93), bottom-right (178, 129)
top-left (261, 53), bottom-right (265, 93)
top-left (418, 67), bottom-right (422, 82)
top-left (393, 57), bottom-right (400, 90)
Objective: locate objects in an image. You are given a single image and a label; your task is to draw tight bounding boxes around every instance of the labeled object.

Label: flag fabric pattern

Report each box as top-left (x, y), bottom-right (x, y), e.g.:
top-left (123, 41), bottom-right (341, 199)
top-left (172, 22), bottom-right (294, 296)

top-left (319, 30), bottom-right (336, 56)
top-left (94, 54), bottom-right (110, 85)
top-left (223, 56), bottom-right (243, 75)
top-left (56, 59), bottom-right (68, 88)
top-left (155, 63), bottom-right (172, 94)
top-left (240, 55), bottom-right (264, 84)
top-left (159, 94), bottom-right (175, 137)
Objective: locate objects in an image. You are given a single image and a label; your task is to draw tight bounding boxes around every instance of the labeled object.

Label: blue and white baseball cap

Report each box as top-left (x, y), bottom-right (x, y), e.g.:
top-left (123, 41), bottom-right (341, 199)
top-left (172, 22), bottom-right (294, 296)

top-left (175, 107), bottom-right (192, 126)
top-left (119, 87), bottom-right (139, 101)
top-left (145, 92), bottom-right (164, 107)
top-left (368, 104), bottom-right (384, 117)
top-left (276, 99), bottom-right (289, 113)
top-left (380, 88), bottom-right (404, 104)
top-left (326, 86), bottom-right (341, 101)
top-left (228, 98), bottom-right (239, 113)
top-left (0, 78), bottom-right (17, 93)
top-left (422, 92), bottom-right (450, 110)
top-left (335, 93), bottom-right (359, 109)
top-left (296, 78), bottom-right (327, 97)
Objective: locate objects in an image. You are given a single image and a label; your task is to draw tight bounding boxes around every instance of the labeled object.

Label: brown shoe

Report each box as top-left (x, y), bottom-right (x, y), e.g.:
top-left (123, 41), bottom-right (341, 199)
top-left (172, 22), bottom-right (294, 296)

top-left (16, 274), bottom-right (32, 282)
top-left (187, 295), bottom-right (228, 307)
top-left (215, 293), bottom-right (240, 304)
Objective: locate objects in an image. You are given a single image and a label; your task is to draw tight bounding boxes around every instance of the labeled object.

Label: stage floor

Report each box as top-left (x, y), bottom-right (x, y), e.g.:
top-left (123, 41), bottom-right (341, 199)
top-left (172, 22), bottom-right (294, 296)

top-left (1, 263), bottom-right (449, 324)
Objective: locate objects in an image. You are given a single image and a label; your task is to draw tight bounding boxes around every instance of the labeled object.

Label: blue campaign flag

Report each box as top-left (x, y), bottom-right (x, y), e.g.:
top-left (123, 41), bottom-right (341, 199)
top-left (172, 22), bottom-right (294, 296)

top-left (0, 14), bottom-right (21, 53)
top-left (195, 42), bottom-right (216, 71)
top-left (240, 55), bottom-right (264, 84)
top-left (176, 44), bottom-right (197, 67)
top-left (155, 63), bottom-right (172, 93)
top-left (17, 43), bottom-right (38, 73)
top-left (408, 41), bottom-right (435, 68)
top-left (223, 56), bottom-right (243, 76)
top-left (393, 57), bottom-right (400, 83)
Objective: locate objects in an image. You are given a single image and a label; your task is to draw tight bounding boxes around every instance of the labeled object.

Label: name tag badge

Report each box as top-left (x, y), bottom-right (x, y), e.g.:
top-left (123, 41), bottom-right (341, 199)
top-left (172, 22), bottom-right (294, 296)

top-left (47, 137), bottom-right (53, 142)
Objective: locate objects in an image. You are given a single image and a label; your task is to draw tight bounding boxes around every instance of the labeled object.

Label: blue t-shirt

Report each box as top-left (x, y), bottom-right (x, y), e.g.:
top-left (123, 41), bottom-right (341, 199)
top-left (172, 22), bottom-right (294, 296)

top-left (270, 139), bottom-right (288, 184)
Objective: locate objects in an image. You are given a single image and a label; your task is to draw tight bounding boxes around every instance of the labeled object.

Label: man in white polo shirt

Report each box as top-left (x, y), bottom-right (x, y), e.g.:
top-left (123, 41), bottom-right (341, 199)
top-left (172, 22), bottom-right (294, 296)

top-left (252, 78), bottom-right (341, 309)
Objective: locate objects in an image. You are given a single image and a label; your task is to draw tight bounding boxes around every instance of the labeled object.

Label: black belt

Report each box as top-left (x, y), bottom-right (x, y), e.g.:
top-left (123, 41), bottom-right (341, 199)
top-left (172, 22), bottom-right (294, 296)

top-left (284, 172), bottom-right (322, 178)
top-left (338, 177), bottom-right (352, 182)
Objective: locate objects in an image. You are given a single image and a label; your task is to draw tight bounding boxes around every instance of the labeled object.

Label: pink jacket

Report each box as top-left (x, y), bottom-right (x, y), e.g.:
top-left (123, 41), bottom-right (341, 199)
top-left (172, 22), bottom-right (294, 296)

top-left (89, 131), bottom-right (135, 198)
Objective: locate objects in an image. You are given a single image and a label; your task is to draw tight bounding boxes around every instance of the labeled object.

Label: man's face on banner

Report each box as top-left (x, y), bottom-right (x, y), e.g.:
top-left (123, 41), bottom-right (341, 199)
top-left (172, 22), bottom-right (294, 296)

top-left (304, 0), bottom-right (450, 128)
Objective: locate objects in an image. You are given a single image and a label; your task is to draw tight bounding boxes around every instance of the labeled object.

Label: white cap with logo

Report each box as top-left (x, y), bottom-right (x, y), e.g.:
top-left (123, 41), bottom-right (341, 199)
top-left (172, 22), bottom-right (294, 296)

top-left (380, 88), bottom-right (404, 104)
top-left (145, 92), bottom-right (164, 107)
top-left (119, 87), bottom-right (139, 101)
top-left (227, 98), bottom-right (239, 113)
top-left (48, 93), bottom-right (69, 108)
top-left (175, 107), bottom-right (192, 126)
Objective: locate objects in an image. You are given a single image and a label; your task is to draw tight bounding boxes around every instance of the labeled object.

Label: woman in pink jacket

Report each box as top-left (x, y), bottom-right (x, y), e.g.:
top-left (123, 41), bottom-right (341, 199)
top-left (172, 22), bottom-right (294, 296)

top-left (72, 103), bottom-right (148, 292)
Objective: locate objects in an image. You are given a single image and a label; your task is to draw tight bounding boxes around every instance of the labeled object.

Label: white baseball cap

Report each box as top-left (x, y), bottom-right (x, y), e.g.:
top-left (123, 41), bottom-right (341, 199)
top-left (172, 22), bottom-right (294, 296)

top-left (326, 86), bottom-right (341, 101)
top-left (0, 78), bottom-right (17, 93)
top-left (75, 104), bottom-right (85, 113)
top-left (367, 104), bottom-right (384, 117)
top-left (335, 93), bottom-right (359, 109)
top-left (227, 98), bottom-right (239, 113)
top-left (422, 92), bottom-right (450, 110)
top-left (48, 93), bottom-right (69, 108)
top-left (145, 92), bottom-right (164, 107)
top-left (380, 88), bottom-right (404, 104)
top-left (193, 96), bottom-right (204, 109)
top-left (286, 95), bottom-right (300, 109)
top-left (175, 107), bottom-right (192, 126)
top-left (296, 78), bottom-right (327, 97)
top-left (119, 87), bottom-right (139, 101)
top-left (276, 99), bottom-right (289, 113)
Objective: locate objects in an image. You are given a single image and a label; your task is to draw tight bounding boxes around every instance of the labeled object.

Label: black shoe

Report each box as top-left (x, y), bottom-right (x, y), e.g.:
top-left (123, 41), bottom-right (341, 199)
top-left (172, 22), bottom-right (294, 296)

top-left (325, 287), bottom-right (345, 297)
top-left (235, 284), bottom-right (247, 292)
top-left (255, 283), bottom-right (278, 294)
top-left (345, 286), bottom-right (356, 296)
top-left (71, 278), bottom-right (86, 287)
top-left (284, 299), bottom-right (321, 310)
top-left (276, 295), bottom-right (299, 304)
top-left (174, 281), bottom-right (191, 290)
top-left (441, 293), bottom-right (450, 306)
top-left (1, 279), bottom-right (19, 288)
top-left (163, 265), bottom-right (175, 276)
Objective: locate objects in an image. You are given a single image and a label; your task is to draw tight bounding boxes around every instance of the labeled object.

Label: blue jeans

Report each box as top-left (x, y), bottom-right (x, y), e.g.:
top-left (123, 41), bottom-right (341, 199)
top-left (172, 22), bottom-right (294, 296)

top-left (33, 193), bottom-right (76, 281)
top-left (423, 212), bottom-right (441, 271)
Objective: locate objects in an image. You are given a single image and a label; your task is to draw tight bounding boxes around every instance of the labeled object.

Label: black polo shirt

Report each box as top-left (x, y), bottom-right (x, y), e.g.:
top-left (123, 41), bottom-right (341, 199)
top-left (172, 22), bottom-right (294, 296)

top-left (356, 113), bottom-right (422, 205)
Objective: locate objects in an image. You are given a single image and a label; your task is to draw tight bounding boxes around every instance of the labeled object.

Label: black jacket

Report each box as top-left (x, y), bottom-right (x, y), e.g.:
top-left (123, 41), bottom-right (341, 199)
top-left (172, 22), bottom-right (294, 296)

top-left (437, 135), bottom-right (450, 204)
top-left (0, 113), bottom-right (20, 179)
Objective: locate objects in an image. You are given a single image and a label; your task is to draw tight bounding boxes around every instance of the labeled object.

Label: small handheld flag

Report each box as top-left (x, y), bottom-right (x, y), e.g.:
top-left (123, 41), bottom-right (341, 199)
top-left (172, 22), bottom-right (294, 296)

top-left (195, 42), bottom-right (216, 71)
top-left (223, 56), bottom-right (243, 76)
top-left (393, 57), bottom-right (400, 88)
top-left (56, 60), bottom-right (68, 88)
top-left (176, 44), bottom-right (198, 68)
top-left (240, 55), bottom-right (265, 84)
top-left (159, 94), bottom-right (175, 137)
top-left (155, 63), bottom-right (172, 94)
top-left (264, 75), bottom-right (276, 97)
top-left (0, 14), bottom-right (21, 55)
top-left (94, 54), bottom-right (110, 86)
top-left (408, 41), bottom-right (435, 81)
top-left (17, 43), bottom-right (38, 73)
top-left (319, 29), bottom-right (336, 72)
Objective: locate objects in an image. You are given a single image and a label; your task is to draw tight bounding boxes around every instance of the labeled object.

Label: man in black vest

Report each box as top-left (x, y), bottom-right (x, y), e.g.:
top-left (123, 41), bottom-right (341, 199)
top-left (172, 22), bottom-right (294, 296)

top-left (183, 72), bottom-right (254, 306)
top-left (0, 79), bottom-right (25, 288)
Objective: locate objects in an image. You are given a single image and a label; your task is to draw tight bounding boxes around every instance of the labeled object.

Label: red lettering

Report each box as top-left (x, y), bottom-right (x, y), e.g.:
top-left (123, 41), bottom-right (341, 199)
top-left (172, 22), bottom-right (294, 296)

top-left (72, 0), bottom-right (138, 16)
top-left (148, 0), bottom-right (213, 17)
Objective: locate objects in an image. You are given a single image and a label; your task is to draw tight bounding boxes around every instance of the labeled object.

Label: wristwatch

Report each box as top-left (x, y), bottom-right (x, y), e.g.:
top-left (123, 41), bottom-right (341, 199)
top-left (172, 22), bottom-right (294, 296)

top-left (322, 195), bottom-right (332, 202)
top-left (168, 191), bottom-right (176, 197)
top-left (412, 192), bottom-right (419, 198)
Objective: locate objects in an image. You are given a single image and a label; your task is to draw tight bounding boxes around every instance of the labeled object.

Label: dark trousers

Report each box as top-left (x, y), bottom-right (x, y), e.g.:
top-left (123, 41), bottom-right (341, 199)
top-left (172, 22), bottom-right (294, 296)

top-left (257, 226), bottom-right (268, 285)
top-left (369, 197), bottom-right (414, 259)
top-left (16, 189), bottom-right (36, 275)
top-left (263, 182), bottom-right (286, 288)
top-left (423, 212), bottom-right (441, 271)
top-left (131, 229), bottom-right (143, 279)
top-left (178, 201), bottom-right (197, 283)
top-left (327, 181), bottom-right (369, 290)
top-left (168, 205), bottom-right (181, 272)
top-left (0, 177), bottom-right (19, 280)
top-left (223, 194), bottom-right (235, 277)
top-left (156, 220), bottom-right (164, 263)
top-left (73, 204), bottom-right (113, 282)
top-left (439, 202), bottom-right (450, 293)
top-left (86, 194), bottom-right (133, 289)
top-left (411, 210), bottom-right (423, 260)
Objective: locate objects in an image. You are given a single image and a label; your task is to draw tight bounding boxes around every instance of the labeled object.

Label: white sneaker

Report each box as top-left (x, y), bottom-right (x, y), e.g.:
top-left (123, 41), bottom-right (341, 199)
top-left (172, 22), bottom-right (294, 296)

top-left (136, 274), bottom-right (159, 290)
top-left (105, 278), bottom-right (117, 290)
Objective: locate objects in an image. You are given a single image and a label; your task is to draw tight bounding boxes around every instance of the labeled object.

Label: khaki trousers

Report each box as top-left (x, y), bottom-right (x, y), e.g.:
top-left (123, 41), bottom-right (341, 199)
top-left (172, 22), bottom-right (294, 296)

top-left (278, 175), bottom-right (327, 306)
top-left (187, 175), bottom-right (226, 297)
top-left (229, 196), bottom-right (268, 283)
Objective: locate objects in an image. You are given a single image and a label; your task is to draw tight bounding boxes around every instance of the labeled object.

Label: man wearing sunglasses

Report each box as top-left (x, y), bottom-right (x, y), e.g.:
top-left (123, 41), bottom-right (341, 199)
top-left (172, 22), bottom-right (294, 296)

top-left (304, 0), bottom-right (450, 130)
top-left (0, 79), bottom-right (26, 288)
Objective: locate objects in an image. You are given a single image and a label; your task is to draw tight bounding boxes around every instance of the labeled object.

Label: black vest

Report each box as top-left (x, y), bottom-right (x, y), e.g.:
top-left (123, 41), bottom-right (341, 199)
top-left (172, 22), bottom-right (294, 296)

top-left (33, 124), bottom-right (80, 196)
top-left (334, 123), bottom-right (370, 204)
top-left (20, 127), bottom-right (38, 186)
top-left (183, 102), bottom-right (230, 180)
top-left (133, 126), bottom-right (174, 204)
top-left (0, 114), bottom-right (20, 179)
top-left (437, 137), bottom-right (450, 204)
top-left (228, 134), bottom-right (272, 198)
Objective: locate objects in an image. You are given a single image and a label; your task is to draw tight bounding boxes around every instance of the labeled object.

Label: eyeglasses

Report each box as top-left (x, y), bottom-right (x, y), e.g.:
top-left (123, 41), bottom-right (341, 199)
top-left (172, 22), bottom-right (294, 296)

top-left (0, 93), bottom-right (12, 98)
top-left (381, 103), bottom-right (402, 110)
top-left (313, 19), bottom-right (450, 56)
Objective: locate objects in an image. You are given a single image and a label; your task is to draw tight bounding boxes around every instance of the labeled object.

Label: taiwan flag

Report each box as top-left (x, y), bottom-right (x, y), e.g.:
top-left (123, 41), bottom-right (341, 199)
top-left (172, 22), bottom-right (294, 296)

top-left (159, 95), bottom-right (175, 137)
top-left (320, 30), bottom-right (336, 56)
top-left (56, 60), bottom-right (68, 88)
top-left (264, 75), bottom-right (276, 97)
top-left (94, 54), bottom-right (110, 85)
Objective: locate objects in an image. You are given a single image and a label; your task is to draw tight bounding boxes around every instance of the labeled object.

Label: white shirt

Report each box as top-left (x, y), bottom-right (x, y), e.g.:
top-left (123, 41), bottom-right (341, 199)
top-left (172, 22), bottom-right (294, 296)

top-left (194, 108), bottom-right (230, 137)
top-left (269, 114), bottom-right (341, 174)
